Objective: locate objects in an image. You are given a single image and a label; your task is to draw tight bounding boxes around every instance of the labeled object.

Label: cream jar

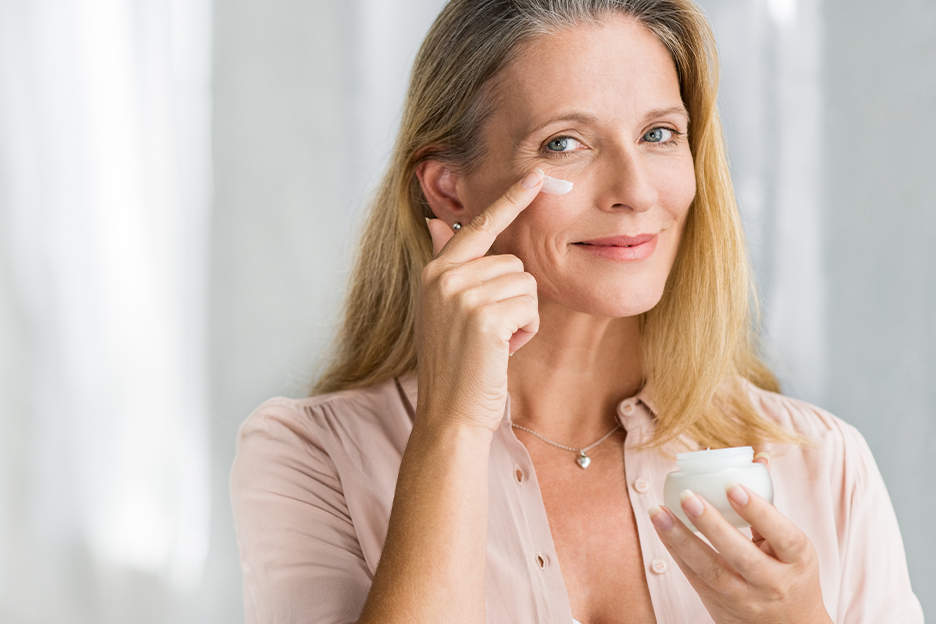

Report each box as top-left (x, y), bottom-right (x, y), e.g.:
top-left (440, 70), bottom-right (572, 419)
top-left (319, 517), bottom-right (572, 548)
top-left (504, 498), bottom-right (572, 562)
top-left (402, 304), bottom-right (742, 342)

top-left (663, 446), bottom-right (773, 530)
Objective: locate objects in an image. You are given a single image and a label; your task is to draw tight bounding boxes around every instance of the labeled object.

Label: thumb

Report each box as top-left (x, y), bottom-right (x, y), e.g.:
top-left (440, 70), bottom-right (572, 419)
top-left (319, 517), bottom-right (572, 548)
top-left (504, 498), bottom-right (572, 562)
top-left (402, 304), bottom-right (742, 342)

top-left (751, 450), bottom-right (771, 545)
top-left (427, 218), bottom-right (456, 257)
top-left (753, 451), bottom-right (771, 470)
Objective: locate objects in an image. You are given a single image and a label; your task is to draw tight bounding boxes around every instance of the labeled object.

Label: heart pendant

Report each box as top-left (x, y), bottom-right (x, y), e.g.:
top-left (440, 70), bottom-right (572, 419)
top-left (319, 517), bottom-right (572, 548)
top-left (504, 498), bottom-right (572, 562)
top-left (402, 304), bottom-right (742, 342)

top-left (576, 454), bottom-right (591, 469)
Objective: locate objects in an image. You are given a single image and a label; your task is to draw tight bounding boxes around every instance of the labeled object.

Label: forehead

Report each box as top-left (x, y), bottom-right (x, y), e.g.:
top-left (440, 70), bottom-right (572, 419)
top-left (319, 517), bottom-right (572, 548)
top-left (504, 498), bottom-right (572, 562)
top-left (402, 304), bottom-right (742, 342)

top-left (489, 15), bottom-right (684, 136)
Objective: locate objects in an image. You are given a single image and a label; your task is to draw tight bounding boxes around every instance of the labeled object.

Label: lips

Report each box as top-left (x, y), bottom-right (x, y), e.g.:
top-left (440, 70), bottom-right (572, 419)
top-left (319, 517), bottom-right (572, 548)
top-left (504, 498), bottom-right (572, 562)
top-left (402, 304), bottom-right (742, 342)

top-left (574, 234), bottom-right (656, 247)
top-left (572, 234), bottom-right (658, 261)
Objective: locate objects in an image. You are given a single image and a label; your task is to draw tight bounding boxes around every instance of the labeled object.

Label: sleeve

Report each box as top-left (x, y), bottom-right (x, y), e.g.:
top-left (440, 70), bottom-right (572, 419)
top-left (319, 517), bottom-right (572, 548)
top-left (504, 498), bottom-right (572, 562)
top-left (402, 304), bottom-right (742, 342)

top-left (230, 400), bottom-right (372, 624)
top-left (835, 423), bottom-right (924, 623)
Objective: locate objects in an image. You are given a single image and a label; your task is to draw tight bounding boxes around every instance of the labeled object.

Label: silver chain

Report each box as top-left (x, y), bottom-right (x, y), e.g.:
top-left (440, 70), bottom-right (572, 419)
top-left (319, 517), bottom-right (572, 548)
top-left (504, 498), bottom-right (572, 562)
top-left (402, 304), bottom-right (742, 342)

top-left (510, 422), bottom-right (622, 456)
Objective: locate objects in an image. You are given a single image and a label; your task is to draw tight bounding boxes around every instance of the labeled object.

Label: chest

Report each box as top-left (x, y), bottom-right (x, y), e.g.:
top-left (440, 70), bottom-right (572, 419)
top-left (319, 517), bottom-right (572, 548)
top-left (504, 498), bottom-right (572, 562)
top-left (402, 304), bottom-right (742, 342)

top-left (526, 436), bottom-right (657, 624)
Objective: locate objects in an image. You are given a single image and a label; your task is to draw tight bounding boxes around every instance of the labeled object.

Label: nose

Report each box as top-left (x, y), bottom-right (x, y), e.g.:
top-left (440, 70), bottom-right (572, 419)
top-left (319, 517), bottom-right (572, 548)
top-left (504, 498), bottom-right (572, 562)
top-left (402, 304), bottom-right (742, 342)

top-left (596, 144), bottom-right (659, 213)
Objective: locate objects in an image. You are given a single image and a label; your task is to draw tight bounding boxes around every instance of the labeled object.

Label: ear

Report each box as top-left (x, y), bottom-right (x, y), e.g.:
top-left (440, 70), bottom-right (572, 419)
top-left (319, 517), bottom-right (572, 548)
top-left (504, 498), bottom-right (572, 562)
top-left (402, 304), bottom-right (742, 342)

top-left (415, 160), bottom-right (470, 227)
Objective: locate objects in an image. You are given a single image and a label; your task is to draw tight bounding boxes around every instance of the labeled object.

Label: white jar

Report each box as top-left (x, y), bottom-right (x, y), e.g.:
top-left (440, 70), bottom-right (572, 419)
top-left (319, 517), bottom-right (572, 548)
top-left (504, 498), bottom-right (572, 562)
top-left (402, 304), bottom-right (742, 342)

top-left (663, 446), bottom-right (773, 531)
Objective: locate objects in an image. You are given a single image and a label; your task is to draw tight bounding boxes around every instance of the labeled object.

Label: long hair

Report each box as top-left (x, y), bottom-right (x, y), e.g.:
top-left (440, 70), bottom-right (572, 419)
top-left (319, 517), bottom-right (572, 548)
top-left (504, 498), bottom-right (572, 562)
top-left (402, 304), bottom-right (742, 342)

top-left (313, 0), bottom-right (798, 449)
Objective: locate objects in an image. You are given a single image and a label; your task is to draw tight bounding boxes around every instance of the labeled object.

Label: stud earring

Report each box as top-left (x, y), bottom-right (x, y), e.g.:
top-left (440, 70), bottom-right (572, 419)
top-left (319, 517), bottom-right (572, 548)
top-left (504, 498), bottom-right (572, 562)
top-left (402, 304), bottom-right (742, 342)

top-left (453, 222), bottom-right (462, 231)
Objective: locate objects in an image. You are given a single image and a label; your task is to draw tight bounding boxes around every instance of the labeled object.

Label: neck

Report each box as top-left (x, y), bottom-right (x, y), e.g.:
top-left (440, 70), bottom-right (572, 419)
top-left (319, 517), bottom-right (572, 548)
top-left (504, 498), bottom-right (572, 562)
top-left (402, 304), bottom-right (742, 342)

top-left (507, 298), bottom-right (644, 446)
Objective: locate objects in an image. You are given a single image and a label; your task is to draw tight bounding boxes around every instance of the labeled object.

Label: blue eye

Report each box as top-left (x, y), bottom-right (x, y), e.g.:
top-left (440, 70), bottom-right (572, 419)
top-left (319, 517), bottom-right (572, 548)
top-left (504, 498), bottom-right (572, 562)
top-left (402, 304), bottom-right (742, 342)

top-left (545, 137), bottom-right (582, 153)
top-left (644, 127), bottom-right (675, 143)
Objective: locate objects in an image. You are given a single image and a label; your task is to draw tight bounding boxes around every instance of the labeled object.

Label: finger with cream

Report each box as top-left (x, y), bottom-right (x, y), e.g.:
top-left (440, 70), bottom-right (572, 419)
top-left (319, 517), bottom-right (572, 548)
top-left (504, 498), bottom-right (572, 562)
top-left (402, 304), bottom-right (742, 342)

top-left (541, 175), bottom-right (573, 195)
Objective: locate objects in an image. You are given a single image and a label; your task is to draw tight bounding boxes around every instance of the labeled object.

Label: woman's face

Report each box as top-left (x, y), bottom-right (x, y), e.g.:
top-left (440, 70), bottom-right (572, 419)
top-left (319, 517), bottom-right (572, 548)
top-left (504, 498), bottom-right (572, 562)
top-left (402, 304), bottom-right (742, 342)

top-left (458, 15), bottom-right (696, 319)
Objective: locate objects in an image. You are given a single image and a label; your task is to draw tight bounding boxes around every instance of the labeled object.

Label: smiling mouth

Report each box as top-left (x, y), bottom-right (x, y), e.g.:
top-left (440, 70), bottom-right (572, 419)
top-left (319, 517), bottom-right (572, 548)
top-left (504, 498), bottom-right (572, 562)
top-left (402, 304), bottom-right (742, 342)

top-left (573, 234), bottom-right (656, 247)
top-left (574, 241), bottom-right (643, 247)
top-left (571, 234), bottom-right (658, 261)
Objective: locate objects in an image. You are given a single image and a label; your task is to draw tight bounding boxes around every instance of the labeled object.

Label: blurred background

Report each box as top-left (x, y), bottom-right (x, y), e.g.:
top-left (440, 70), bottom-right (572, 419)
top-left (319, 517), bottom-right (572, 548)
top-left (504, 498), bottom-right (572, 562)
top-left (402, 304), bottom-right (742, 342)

top-left (0, 0), bottom-right (932, 621)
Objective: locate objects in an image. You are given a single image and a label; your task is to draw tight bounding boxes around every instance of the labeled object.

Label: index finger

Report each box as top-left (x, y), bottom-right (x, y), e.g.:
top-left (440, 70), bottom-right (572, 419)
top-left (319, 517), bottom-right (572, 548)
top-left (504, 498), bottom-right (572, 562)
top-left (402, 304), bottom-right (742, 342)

top-left (437, 168), bottom-right (544, 263)
top-left (727, 484), bottom-right (810, 565)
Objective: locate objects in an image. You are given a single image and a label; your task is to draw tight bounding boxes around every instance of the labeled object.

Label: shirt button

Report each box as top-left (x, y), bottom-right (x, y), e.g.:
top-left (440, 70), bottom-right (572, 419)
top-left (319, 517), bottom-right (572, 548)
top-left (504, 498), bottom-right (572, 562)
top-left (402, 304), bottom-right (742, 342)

top-left (633, 478), bottom-right (650, 493)
top-left (620, 400), bottom-right (636, 415)
top-left (535, 552), bottom-right (549, 570)
top-left (651, 558), bottom-right (669, 574)
top-left (514, 466), bottom-right (525, 484)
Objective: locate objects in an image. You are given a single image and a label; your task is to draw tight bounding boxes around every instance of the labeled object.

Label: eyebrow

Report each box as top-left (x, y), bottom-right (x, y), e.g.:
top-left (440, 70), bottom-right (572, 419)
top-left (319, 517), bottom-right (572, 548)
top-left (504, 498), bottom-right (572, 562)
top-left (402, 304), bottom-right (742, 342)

top-left (519, 105), bottom-right (690, 142)
top-left (520, 112), bottom-right (601, 141)
top-left (643, 106), bottom-right (690, 122)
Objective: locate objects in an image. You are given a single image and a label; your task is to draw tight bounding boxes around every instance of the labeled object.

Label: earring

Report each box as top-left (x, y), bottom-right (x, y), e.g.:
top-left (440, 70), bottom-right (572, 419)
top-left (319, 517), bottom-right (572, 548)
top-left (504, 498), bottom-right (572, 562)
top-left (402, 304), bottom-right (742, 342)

top-left (453, 222), bottom-right (462, 231)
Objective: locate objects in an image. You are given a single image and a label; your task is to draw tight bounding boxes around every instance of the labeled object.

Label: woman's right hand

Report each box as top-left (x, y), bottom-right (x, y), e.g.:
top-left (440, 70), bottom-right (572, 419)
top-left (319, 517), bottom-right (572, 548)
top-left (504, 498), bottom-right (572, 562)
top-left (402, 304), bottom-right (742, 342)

top-left (417, 168), bottom-right (545, 433)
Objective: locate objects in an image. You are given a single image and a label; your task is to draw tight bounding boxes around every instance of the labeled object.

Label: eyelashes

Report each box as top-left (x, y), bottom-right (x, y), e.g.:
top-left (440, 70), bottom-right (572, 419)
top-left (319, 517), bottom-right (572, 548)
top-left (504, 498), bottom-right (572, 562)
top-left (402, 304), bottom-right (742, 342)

top-left (540, 135), bottom-right (584, 158)
top-left (643, 127), bottom-right (682, 146)
top-left (544, 136), bottom-right (584, 154)
top-left (538, 127), bottom-right (685, 158)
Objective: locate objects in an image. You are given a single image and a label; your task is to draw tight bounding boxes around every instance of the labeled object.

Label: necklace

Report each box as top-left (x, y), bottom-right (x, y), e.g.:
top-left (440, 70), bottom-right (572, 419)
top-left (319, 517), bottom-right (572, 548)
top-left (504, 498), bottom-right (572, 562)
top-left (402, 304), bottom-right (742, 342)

top-left (510, 422), bottom-right (623, 469)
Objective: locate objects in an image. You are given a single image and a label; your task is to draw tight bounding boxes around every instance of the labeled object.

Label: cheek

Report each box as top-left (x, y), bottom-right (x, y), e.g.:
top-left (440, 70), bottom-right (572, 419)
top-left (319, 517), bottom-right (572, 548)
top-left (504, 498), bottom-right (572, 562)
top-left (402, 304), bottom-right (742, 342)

top-left (657, 159), bottom-right (697, 223)
top-left (488, 196), bottom-right (574, 261)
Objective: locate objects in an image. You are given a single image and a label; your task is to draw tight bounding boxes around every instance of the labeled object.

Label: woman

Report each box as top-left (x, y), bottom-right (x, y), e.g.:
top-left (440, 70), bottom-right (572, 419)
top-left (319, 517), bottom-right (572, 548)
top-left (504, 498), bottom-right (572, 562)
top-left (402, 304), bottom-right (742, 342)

top-left (230, 1), bottom-right (923, 622)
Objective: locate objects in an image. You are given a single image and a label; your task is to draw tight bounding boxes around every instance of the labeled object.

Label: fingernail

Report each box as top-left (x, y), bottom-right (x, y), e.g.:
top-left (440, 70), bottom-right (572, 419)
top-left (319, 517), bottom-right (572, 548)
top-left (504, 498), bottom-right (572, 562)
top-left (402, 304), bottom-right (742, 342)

top-left (725, 482), bottom-right (750, 506)
top-left (754, 451), bottom-right (771, 466)
top-left (680, 490), bottom-right (705, 518)
top-left (424, 217), bottom-right (432, 227)
top-left (521, 167), bottom-right (545, 189)
top-left (649, 506), bottom-right (673, 532)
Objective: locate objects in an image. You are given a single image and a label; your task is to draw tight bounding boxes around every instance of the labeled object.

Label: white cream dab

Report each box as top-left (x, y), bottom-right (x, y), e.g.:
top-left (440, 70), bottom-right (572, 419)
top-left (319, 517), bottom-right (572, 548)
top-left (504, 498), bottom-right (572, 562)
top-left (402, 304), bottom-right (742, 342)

top-left (541, 175), bottom-right (573, 195)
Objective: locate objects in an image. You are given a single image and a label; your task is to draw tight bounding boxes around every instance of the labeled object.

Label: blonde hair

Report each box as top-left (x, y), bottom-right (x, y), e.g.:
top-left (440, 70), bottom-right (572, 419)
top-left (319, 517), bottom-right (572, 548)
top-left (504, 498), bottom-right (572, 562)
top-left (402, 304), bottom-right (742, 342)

top-left (314, 0), bottom-right (798, 449)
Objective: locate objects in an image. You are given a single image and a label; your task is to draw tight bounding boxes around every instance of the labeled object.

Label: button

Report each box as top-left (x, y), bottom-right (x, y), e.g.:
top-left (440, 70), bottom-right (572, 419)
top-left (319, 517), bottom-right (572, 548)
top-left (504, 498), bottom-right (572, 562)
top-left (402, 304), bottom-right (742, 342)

top-left (535, 552), bottom-right (548, 570)
top-left (620, 400), bottom-right (636, 415)
top-left (650, 558), bottom-right (669, 574)
top-left (633, 478), bottom-right (650, 493)
top-left (514, 466), bottom-right (525, 484)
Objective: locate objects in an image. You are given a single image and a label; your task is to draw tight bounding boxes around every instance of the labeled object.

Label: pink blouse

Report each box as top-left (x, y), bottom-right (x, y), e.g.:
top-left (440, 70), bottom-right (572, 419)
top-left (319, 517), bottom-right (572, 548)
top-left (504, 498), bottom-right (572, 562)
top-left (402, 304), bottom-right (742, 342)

top-left (230, 374), bottom-right (923, 623)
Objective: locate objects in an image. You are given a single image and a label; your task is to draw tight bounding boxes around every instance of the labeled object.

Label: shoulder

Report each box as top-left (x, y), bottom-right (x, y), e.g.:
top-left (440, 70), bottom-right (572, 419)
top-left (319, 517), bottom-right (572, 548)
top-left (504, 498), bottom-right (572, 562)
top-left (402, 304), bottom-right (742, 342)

top-left (739, 383), bottom-right (922, 619)
top-left (739, 379), bottom-right (881, 490)
top-left (235, 374), bottom-right (416, 453)
top-left (230, 381), bottom-right (415, 621)
top-left (231, 375), bottom-right (416, 515)
top-left (740, 379), bottom-right (869, 455)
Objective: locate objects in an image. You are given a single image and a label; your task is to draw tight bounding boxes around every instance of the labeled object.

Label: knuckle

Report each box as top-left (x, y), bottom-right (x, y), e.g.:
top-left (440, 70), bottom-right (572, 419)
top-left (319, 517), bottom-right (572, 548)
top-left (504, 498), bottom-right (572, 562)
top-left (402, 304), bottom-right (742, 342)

top-left (699, 562), bottom-right (726, 586)
top-left (468, 210), bottom-right (496, 234)
top-left (454, 286), bottom-right (479, 310)
top-left (516, 294), bottom-right (538, 312)
top-left (500, 188), bottom-right (523, 210)
top-left (736, 550), bottom-right (759, 573)
top-left (475, 306), bottom-right (503, 335)
top-left (744, 602), bottom-right (770, 620)
top-left (765, 585), bottom-right (788, 603)
top-left (670, 557), bottom-right (694, 578)
top-left (504, 254), bottom-right (524, 272)
top-left (520, 272), bottom-right (537, 289)
top-left (780, 527), bottom-right (805, 554)
top-left (436, 270), bottom-right (460, 296)
top-left (795, 538), bottom-right (817, 568)
top-left (669, 531), bottom-right (694, 551)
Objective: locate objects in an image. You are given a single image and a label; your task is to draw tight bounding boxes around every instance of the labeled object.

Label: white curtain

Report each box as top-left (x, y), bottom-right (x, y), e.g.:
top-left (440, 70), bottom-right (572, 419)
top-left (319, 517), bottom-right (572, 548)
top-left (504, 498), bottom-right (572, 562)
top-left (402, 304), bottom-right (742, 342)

top-left (0, 0), bottom-right (211, 621)
top-left (701, 0), bottom-right (826, 404)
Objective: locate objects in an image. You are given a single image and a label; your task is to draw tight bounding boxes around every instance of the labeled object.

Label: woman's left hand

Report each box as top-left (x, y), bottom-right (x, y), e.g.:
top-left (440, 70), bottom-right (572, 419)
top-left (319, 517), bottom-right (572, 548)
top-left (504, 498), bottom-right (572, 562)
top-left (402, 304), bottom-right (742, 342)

top-left (649, 479), bottom-right (832, 624)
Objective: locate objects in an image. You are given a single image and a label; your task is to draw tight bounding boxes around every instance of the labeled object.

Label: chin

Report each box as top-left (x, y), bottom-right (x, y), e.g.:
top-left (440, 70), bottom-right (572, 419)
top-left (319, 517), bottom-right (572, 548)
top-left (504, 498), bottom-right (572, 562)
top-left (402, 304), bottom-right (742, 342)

top-left (546, 278), bottom-right (667, 319)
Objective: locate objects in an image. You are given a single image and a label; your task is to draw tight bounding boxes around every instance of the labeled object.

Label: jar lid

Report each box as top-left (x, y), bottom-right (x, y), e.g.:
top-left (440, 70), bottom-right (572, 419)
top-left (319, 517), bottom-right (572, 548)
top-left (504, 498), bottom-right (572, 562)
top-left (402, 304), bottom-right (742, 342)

top-left (675, 446), bottom-right (755, 471)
